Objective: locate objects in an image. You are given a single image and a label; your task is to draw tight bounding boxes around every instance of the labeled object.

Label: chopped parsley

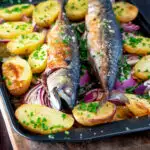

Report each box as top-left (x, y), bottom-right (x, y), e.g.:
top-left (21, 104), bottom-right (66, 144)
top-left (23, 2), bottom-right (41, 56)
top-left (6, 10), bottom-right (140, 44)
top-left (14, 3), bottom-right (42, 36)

top-left (126, 37), bottom-right (143, 48)
top-left (61, 113), bottom-right (66, 120)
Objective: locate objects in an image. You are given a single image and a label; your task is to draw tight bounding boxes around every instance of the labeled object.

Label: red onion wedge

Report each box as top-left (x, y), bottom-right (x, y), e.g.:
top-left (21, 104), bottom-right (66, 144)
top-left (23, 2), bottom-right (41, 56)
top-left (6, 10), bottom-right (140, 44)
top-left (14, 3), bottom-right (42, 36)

top-left (80, 70), bottom-right (90, 87)
top-left (23, 84), bottom-right (51, 108)
top-left (0, 18), bottom-right (4, 24)
top-left (126, 55), bottom-right (140, 66)
top-left (121, 22), bottom-right (140, 32)
top-left (0, 39), bottom-right (10, 43)
top-left (21, 15), bottom-right (31, 22)
top-left (84, 89), bottom-right (105, 103)
top-left (115, 77), bottom-right (137, 92)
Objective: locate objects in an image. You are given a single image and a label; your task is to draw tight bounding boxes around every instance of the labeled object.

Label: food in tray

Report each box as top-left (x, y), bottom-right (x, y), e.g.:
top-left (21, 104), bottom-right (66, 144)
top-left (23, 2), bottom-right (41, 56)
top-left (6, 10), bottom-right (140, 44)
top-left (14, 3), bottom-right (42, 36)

top-left (0, 22), bottom-right (33, 39)
top-left (1, 0), bottom-right (150, 135)
top-left (32, 0), bottom-right (61, 27)
top-left (7, 32), bottom-right (45, 55)
top-left (65, 0), bottom-right (88, 21)
top-left (28, 44), bottom-right (48, 73)
top-left (124, 36), bottom-right (150, 55)
top-left (15, 104), bottom-right (74, 134)
top-left (0, 4), bottom-right (34, 21)
top-left (113, 1), bottom-right (139, 23)
top-left (73, 101), bottom-right (116, 126)
top-left (2, 56), bottom-right (32, 96)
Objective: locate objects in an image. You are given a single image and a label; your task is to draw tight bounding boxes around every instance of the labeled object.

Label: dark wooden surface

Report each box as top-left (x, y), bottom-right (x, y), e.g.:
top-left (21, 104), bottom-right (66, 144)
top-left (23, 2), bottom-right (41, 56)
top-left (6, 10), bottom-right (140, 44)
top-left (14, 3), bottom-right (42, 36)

top-left (1, 96), bottom-right (150, 150)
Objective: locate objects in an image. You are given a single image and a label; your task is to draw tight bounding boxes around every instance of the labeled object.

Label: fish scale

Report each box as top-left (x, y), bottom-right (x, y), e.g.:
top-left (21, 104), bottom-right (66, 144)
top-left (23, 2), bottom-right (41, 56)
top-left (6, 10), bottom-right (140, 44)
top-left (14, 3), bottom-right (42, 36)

top-left (86, 0), bottom-right (122, 95)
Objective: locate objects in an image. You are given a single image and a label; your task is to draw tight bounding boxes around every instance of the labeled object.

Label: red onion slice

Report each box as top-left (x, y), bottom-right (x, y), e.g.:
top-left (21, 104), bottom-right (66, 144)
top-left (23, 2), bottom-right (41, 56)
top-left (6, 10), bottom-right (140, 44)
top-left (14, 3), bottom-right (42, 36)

top-left (80, 70), bottom-right (90, 87)
top-left (21, 15), bottom-right (31, 22)
top-left (0, 39), bottom-right (10, 43)
top-left (134, 84), bottom-right (147, 95)
top-left (121, 22), bottom-right (140, 32)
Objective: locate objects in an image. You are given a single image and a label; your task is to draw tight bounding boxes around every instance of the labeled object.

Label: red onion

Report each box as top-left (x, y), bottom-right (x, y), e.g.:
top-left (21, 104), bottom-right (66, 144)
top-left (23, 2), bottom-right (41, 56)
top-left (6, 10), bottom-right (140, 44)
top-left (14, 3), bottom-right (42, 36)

top-left (23, 84), bottom-right (51, 108)
top-left (121, 22), bottom-right (140, 32)
top-left (115, 77), bottom-right (137, 92)
top-left (126, 55), bottom-right (140, 66)
top-left (0, 39), bottom-right (10, 43)
top-left (134, 84), bottom-right (147, 95)
top-left (84, 89), bottom-right (105, 103)
top-left (0, 18), bottom-right (4, 24)
top-left (80, 70), bottom-right (90, 87)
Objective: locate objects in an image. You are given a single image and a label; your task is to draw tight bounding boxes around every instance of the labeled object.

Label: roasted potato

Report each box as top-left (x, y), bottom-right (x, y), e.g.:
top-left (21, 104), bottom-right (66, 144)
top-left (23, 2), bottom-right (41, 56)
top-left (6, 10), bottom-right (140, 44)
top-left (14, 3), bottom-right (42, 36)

top-left (28, 44), bottom-right (48, 73)
top-left (125, 94), bottom-right (150, 117)
top-left (72, 102), bottom-right (116, 126)
top-left (33, 0), bottom-right (60, 27)
top-left (65, 0), bottom-right (88, 21)
top-left (133, 55), bottom-right (150, 80)
top-left (2, 56), bottom-right (32, 96)
top-left (15, 104), bottom-right (74, 134)
top-left (112, 106), bottom-right (133, 121)
top-left (124, 36), bottom-right (150, 55)
top-left (0, 4), bottom-right (34, 21)
top-left (7, 32), bottom-right (45, 55)
top-left (113, 2), bottom-right (138, 23)
top-left (0, 22), bottom-right (33, 39)
top-left (0, 42), bottom-right (11, 57)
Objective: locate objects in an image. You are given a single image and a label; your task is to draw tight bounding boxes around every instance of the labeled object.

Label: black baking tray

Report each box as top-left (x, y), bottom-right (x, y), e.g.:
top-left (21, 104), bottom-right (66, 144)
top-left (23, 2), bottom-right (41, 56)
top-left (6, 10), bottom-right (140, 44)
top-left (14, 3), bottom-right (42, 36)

top-left (0, 0), bottom-right (150, 142)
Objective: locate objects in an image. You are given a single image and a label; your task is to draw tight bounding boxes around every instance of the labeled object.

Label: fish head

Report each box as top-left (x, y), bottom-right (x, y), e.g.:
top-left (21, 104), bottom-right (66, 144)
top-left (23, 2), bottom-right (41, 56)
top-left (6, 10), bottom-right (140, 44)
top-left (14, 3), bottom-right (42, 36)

top-left (47, 68), bottom-right (75, 110)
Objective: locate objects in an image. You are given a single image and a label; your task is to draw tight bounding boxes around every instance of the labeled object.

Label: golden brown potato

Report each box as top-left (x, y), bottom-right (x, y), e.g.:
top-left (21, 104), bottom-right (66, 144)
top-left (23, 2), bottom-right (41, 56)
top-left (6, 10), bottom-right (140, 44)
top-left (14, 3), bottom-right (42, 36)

top-left (133, 55), bottom-right (150, 80)
top-left (15, 104), bottom-right (74, 135)
top-left (112, 106), bottom-right (133, 121)
top-left (0, 4), bottom-right (34, 21)
top-left (125, 94), bottom-right (150, 117)
top-left (113, 2), bottom-right (138, 23)
top-left (0, 42), bottom-right (11, 57)
top-left (28, 44), bottom-right (48, 73)
top-left (2, 56), bottom-right (32, 96)
top-left (72, 102), bottom-right (116, 126)
top-left (124, 36), bottom-right (150, 55)
top-left (0, 22), bottom-right (33, 39)
top-left (7, 32), bottom-right (45, 55)
top-left (33, 0), bottom-right (60, 27)
top-left (65, 0), bottom-right (88, 21)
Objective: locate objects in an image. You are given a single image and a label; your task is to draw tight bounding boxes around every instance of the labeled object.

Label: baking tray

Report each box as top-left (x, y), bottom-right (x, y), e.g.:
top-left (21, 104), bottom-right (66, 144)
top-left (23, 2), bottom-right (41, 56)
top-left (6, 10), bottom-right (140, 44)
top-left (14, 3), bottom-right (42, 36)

top-left (0, 0), bottom-right (150, 142)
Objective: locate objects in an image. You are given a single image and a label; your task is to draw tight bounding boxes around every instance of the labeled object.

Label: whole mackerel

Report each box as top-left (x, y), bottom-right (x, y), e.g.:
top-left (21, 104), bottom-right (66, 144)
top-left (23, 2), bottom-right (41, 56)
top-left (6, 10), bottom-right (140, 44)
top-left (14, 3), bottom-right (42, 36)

top-left (86, 0), bottom-right (122, 96)
top-left (45, 0), bottom-right (80, 110)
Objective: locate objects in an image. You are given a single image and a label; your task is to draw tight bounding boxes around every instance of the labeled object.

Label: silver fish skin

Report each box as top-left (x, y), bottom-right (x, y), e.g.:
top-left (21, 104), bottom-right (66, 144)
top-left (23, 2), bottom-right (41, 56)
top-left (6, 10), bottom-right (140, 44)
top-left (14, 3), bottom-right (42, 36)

top-left (86, 0), bottom-right (122, 94)
top-left (45, 0), bottom-right (80, 110)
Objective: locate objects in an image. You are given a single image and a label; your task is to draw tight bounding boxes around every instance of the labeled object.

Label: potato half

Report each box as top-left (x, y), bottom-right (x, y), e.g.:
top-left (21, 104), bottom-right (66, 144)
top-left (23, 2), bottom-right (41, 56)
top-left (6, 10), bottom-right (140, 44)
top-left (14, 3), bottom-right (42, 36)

top-left (133, 55), bottom-right (150, 80)
top-left (7, 32), bottom-right (45, 55)
top-left (15, 104), bottom-right (74, 135)
top-left (124, 36), bottom-right (150, 55)
top-left (65, 0), bottom-right (88, 21)
top-left (2, 56), bottom-right (32, 96)
top-left (28, 44), bottom-right (48, 73)
top-left (125, 94), bottom-right (150, 117)
top-left (0, 4), bottom-right (34, 21)
top-left (113, 2), bottom-right (138, 23)
top-left (33, 0), bottom-right (60, 27)
top-left (0, 22), bottom-right (33, 39)
top-left (112, 106), bottom-right (133, 121)
top-left (73, 102), bottom-right (116, 126)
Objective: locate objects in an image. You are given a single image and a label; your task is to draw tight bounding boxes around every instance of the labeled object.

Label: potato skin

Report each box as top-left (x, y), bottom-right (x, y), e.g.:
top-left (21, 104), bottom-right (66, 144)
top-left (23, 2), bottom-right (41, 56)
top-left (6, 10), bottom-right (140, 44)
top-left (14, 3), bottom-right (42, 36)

top-left (7, 32), bottom-right (45, 56)
top-left (133, 55), bottom-right (150, 80)
top-left (33, 0), bottom-right (60, 27)
top-left (0, 4), bottom-right (34, 21)
top-left (15, 104), bottom-right (74, 135)
top-left (65, 0), bottom-right (88, 21)
top-left (0, 22), bottom-right (33, 39)
top-left (72, 102), bottom-right (116, 126)
top-left (113, 2), bottom-right (138, 23)
top-left (124, 36), bottom-right (150, 55)
top-left (125, 94), bottom-right (150, 117)
top-left (28, 44), bottom-right (48, 73)
top-left (2, 56), bottom-right (32, 96)
top-left (112, 106), bottom-right (133, 121)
